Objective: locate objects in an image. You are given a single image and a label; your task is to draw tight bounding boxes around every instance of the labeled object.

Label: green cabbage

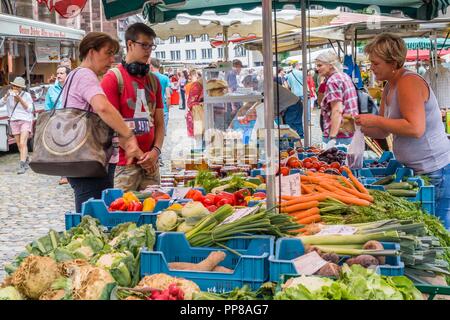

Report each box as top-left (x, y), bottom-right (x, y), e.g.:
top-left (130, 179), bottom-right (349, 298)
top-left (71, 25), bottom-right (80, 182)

top-left (0, 286), bottom-right (24, 300)
top-left (181, 202), bottom-right (209, 220)
top-left (108, 224), bottom-right (156, 257)
top-left (95, 251), bottom-right (135, 287)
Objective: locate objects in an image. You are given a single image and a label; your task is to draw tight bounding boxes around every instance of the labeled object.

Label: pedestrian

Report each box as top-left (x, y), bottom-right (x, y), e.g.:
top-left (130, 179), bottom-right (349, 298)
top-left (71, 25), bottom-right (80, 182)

top-left (178, 70), bottom-right (189, 110)
top-left (149, 57), bottom-right (171, 136)
top-left (315, 51), bottom-right (359, 148)
top-left (62, 32), bottom-right (143, 212)
top-left (0, 76), bottom-right (33, 174)
top-left (44, 65), bottom-right (71, 185)
top-left (284, 63), bottom-right (305, 139)
top-left (275, 67), bottom-right (288, 88)
top-left (307, 69), bottom-right (317, 110)
top-left (186, 69), bottom-right (203, 141)
top-left (356, 33), bottom-right (450, 229)
top-left (101, 23), bottom-right (165, 193)
top-left (44, 66), bottom-right (70, 111)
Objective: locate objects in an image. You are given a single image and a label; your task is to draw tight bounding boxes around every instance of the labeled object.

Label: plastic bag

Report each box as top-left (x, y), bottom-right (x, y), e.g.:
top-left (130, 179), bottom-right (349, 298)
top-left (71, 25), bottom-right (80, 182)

top-left (346, 126), bottom-right (365, 169)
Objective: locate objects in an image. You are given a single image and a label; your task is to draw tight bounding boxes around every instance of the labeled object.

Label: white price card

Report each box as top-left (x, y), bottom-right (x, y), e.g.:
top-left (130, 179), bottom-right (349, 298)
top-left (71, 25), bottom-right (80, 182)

top-left (316, 225), bottom-right (357, 236)
top-left (219, 206), bottom-right (259, 226)
top-left (275, 173), bottom-right (301, 197)
top-left (171, 187), bottom-right (192, 200)
top-left (293, 251), bottom-right (328, 275)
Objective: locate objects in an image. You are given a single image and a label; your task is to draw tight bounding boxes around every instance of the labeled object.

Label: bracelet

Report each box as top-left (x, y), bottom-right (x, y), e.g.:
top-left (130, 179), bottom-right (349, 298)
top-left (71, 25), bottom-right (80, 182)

top-left (152, 146), bottom-right (162, 155)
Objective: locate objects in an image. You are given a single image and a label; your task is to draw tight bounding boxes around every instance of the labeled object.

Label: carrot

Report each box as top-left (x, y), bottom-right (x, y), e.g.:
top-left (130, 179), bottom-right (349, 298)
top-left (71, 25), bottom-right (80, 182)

top-left (327, 194), bottom-right (371, 206)
top-left (280, 194), bottom-right (328, 207)
top-left (338, 176), bottom-right (357, 190)
top-left (290, 207), bottom-right (320, 220)
top-left (302, 184), bottom-right (314, 194)
top-left (297, 214), bottom-right (322, 225)
top-left (342, 167), bottom-right (369, 194)
top-left (319, 183), bottom-right (355, 197)
top-left (332, 182), bottom-right (374, 202)
top-left (280, 195), bottom-right (296, 200)
top-left (282, 201), bottom-right (319, 213)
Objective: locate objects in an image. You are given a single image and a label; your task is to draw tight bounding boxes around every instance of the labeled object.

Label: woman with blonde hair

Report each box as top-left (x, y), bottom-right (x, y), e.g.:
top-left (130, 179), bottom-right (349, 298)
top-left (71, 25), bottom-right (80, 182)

top-left (356, 33), bottom-right (450, 229)
top-left (315, 50), bottom-right (359, 147)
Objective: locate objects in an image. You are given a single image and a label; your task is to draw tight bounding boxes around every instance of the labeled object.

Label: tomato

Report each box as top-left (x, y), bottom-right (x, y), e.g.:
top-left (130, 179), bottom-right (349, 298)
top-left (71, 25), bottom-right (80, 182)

top-left (312, 162), bottom-right (321, 170)
top-left (303, 157), bottom-right (311, 163)
top-left (288, 150), bottom-right (297, 156)
top-left (330, 162), bottom-right (341, 169)
top-left (280, 167), bottom-right (290, 176)
top-left (310, 157), bottom-right (319, 163)
top-left (318, 161), bottom-right (327, 167)
top-left (304, 162), bottom-right (313, 169)
top-left (287, 157), bottom-right (299, 168)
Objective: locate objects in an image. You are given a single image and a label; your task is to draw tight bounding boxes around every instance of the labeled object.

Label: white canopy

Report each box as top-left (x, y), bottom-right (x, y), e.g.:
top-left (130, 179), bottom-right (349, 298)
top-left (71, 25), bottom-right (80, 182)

top-left (150, 7), bottom-right (337, 40)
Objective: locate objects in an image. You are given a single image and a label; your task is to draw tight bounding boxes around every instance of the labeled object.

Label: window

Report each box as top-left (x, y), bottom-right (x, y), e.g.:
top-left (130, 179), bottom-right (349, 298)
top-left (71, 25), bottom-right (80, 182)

top-left (201, 48), bottom-right (213, 59)
top-left (185, 35), bottom-right (195, 43)
top-left (155, 37), bottom-right (165, 45)
top-left (170, 50), bottom-right (181, 61)
top-left (169, 36), bottom-right (179, 44)
top-left (234, 46), bottom-right (246, 57)
top-left (201, 34), bottom-right (209, 42)
top-left (185, 49), bottom-right (197, 60)
top-left (217, 48), bottom-right (224, 58)
top-left (155, 51), bottom-right (166, 60)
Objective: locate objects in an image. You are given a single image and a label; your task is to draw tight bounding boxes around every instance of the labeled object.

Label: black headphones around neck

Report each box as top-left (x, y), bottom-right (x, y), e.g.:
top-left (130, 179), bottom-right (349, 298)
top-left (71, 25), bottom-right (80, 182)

top-left (121, 60), bottom-right (149, 77)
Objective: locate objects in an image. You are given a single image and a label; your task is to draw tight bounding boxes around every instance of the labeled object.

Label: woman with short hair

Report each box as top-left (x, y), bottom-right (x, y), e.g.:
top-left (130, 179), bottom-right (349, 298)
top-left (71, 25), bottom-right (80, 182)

top-left (356, 33), bottom-right (450, 229)
top-left (315, 50), bottom-right (359, 147)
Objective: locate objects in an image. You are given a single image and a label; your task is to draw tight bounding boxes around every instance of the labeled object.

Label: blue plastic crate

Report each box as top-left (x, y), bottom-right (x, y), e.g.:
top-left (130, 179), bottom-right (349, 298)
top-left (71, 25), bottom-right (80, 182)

top-left (357, 160), bottom-right (411, 178)
top-left (361, 177), bottom-right (435, 215)
top-left (363, 151), bottom-right (395, 167)
top-left (140, 232), bottom-right (274, 292)
top-left (64, 188), bottom-right (171, 230)
top-left (269, 238), bottom-right (404, 282)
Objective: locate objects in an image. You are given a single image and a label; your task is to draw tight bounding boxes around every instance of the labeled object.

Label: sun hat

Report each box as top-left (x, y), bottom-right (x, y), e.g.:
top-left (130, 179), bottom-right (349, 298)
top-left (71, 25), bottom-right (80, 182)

top-left (10, 76), bottom-right (26, 88)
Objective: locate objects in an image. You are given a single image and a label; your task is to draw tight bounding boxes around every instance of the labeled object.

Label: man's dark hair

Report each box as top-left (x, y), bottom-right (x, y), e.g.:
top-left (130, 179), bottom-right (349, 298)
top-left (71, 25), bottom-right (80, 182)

top-left (125, 23), bottom-right (157, 43)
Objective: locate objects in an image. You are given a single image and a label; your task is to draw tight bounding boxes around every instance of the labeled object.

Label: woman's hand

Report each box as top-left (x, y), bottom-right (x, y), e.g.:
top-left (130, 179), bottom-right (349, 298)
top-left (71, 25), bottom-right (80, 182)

top-left (354, 114), bottom-right (381, 128)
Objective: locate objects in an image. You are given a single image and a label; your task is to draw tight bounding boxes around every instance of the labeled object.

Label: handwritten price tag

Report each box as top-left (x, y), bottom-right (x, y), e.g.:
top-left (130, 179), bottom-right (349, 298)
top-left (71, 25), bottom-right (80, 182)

top-left (171, 187), bottom-right (192, 200)
top-left (275, 173), bottom-right (301, 197)
top-left (316, 225), bottom-right (358, 236)
top-left (293, 251), bottom-right (328, 275)
top-left (219, 206), bottom-right (259, 226)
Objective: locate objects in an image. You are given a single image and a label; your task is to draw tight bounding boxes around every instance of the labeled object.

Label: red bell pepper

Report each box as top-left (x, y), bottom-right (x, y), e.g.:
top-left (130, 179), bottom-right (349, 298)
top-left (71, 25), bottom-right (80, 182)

top-left (128, 200), bottom-right (143, 212)
top-left (109, 198), bottom-right (127, 211)
top-left (252, 192), bottom-right (266, 199)
top-left (233, 188), bottom-right (251, 204)
top-left (202, 194), bottom-right (217, 207)
top-left (185, 189), bottom-right (204, 202)
top-left (206, 205), bottom-right (218, 212)
top-left (215, 191), bottom-right (235, 207)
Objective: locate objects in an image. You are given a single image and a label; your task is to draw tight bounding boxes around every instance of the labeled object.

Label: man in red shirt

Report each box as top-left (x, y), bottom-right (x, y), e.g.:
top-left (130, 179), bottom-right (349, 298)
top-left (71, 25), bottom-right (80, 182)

top-left (101, 23), bottom-right (164, 191)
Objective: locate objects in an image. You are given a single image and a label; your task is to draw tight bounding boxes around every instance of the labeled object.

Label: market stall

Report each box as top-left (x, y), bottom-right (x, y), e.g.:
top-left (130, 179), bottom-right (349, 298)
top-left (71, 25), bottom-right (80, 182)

top-left (2, 0), bottom-right (448, 301)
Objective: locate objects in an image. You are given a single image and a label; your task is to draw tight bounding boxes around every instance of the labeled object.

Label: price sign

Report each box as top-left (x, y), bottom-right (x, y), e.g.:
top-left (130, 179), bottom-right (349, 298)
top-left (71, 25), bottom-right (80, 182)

top-left (293, 251), bottom-right (328, 275)
top-left (275, 173), bottom-right (301, 197)
top-left (219, 206), bottom-right (259, 226)
top-left (316, 225), bottom-right (358, 236)
top-left (171, 187), bottom-right (192, 200)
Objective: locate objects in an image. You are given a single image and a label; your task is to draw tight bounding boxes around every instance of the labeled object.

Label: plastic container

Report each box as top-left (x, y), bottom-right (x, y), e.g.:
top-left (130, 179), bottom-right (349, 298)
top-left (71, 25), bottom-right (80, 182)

top-left (269, 238), bottom-right (404, 282)
top-left (357, 160), bottom-right (408, 178)
top-left (361, 176), bottom-right (435, 215)
top-left (363, 151), bottom-right (395, 167)
top-left (435, 165), bottom-right (450, 230)
top-left (140, 232), bottom-right (274, 292)
top-left (64, 188), bottom-right (171, 230)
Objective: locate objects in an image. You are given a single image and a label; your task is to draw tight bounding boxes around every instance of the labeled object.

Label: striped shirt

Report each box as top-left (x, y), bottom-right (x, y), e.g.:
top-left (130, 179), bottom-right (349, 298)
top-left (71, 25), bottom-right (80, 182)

top-left (321, 71), bottom-right (359, 138)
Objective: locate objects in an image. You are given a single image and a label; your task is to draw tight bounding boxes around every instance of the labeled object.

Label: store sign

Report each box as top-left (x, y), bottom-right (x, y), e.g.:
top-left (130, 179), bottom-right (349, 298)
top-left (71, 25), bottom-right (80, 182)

top-left (19, 25), bottom-right (66, 38)
top-left (35, 41), bottom-right (61, 63)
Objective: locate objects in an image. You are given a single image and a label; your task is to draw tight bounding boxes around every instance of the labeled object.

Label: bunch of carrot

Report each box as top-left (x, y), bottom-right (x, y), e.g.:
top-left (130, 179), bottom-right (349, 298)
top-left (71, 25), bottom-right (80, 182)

top-left (280, 167), bottom-right (373, 232)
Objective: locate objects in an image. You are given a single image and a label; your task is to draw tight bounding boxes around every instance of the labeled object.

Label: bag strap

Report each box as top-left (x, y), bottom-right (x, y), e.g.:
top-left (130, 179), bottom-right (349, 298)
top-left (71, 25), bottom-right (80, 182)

top-left (291, 71), bottom-right (303, 87)
top-left (9, 91), bottom-right (23, 119)
top-left (51, 84), bottom-right (64, 111)
top-left (50, 68), bottom-right (81, 117)
top-left (111, 67), bottom-right (124, 97)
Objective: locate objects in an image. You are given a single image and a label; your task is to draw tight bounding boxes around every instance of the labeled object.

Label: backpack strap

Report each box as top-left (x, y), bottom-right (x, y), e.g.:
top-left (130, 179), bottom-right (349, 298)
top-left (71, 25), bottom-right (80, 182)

top-left (147, 72), bottom-right (159, 94)
top-left (111, 67), bottom-right (124, 97)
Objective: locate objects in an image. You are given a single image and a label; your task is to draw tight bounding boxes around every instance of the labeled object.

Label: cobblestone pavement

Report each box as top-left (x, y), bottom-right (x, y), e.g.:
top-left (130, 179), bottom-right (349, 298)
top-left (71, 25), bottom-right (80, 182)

top-left (0, 105), bottom-right (322, 281)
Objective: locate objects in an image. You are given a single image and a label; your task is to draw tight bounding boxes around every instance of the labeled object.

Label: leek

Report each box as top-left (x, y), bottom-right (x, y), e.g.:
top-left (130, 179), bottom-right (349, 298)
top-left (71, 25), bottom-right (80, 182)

top-left (313, 245), bottom-right (400, 257)
top-left (298, 231), bottom-right (400, 246)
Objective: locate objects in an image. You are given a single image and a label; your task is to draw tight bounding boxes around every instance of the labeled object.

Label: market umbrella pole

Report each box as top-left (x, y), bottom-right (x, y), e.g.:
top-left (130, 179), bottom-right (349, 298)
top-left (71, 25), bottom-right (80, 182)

top-left (25, 43), bottom-right (30, 89)
top-left (224, 26), bottom-right (229, 61)
top-left (301, 0), bottom-right (309, 147)
top-left (262, 0), bottom-right (276, 210)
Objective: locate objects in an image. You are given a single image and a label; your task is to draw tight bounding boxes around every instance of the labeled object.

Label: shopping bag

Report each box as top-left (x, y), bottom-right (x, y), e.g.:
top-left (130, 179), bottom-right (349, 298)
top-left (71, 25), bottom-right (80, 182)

top-left (192, 104), bottom-right (205, 136)
top-left (346, 126), bottom-right (365, 169)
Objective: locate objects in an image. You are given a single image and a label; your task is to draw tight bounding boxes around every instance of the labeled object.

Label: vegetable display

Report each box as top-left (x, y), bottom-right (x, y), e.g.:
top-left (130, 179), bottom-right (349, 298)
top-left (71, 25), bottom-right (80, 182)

top-left (275, 265), bottom-right (423, 300)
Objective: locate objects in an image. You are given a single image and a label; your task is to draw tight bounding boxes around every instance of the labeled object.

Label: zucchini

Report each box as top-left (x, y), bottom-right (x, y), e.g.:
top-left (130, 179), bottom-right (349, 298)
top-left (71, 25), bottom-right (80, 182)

top-left (373, 175), bottom-right (395, 186)
top-left (384, 182), bottom-right (413, 190)
top-left (386, 189), bottom-right (418, 197)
